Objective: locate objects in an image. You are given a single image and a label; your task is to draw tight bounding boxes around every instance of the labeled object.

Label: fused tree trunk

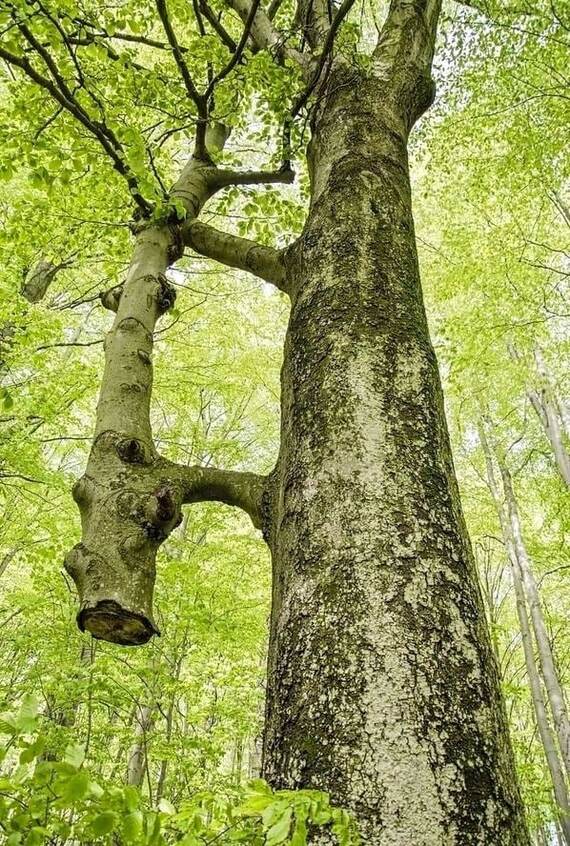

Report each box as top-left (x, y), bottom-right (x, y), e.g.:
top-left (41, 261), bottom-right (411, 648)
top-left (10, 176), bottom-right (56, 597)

top-left (49, 0), bottom-right (530, 841)
top-left (64, 157), bottom-right (268, 644)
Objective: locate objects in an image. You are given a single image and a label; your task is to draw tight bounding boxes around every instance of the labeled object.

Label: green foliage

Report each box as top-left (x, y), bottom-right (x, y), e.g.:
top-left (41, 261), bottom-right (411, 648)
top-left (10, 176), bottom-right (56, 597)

top-left (0, 703), bottom-right (358, 845)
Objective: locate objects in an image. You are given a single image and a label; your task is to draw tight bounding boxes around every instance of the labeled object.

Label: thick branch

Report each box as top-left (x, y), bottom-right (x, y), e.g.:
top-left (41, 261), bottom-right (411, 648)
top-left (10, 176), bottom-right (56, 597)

top-left (174, 464), bottom-right (266, 528)
top-left (372, 0), bottom-right (442, 126)
top-left (183, 220), bottom-right (287, 289)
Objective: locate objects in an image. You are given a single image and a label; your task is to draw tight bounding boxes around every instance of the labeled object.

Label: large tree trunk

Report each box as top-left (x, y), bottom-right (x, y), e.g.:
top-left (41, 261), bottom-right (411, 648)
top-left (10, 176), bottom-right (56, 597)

top-left (260, 42), bottom-right (529, 840)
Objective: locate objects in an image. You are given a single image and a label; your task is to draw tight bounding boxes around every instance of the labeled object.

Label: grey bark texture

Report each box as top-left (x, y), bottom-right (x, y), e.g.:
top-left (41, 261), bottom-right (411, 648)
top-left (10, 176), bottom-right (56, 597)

top-left (528, 350), bottom-right (570, 489)
top-left (127, 703), bottom-right (154, 788)
top-left (497, 455), bottom-right (570, 781)
top-left (258, 47), bottom-right (528, 843)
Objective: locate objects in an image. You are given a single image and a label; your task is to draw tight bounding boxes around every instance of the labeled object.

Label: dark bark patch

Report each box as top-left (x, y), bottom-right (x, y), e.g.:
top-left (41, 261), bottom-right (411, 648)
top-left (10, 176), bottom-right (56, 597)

top-left (116, 438), bottom-right (147, 464)
top-left (78, 599), bottom-right (159, 645)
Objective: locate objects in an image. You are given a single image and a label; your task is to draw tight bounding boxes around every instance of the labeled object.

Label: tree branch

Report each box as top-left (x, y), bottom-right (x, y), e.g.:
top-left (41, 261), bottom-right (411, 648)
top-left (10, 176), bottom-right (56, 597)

top-left (225, 0), bottom-right (307, 70)
top-left (204, 0), bottom-right (262, 100)
top-left (197, 0), bottom-right (238, 52)
top-left (173, 464), bottom-right (266, 528)
top-left (155, 0), bottom-right (209, 156)
top-left (212, 164), bottom-right (295, 188)
top-left (0, 42), bottom-right (152, 214)
top-left (291, 0), bottom-right (358, 118)
top-left (372, 0), bottom-right (442, 126)
top-left (182, 221), bottom-right (288, 290)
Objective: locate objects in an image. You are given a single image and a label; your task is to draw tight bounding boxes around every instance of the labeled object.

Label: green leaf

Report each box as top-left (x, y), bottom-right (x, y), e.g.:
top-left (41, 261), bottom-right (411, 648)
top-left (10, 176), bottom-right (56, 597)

top-left (91, 811), bottom-right (117, 836)
top-left (265, 807), bottom-right (292, 846)
top-left (19, 736), bottom-right (45, 763)
top-left (158, 797), bottom-right (176, 815)
top-left (16, 695), bottom-right (39, 733)
top-left (61, 770), bottom-right (91, 803)
top-left (122, 810), bottom-right (144, 842)
top-left (63, 742), bottom-right (85, 770)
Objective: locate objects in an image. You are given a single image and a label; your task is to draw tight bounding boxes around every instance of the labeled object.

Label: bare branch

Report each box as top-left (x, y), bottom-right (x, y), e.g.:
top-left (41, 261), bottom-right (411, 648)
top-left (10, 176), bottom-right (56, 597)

top-left (197, 0), bottom-right (238, 52)
top-left (225, 0), bottom-right (307, 69)
top-left (291, 0), bottom-right (358, 119)
top-left (212, 164), bottom-right (295, 188)
top-left (182, 220), bottom-right (288, 290)
top-left (155, 0), bottom-right (208, 157)
top-left (173, 463), bottom-right (267, 529)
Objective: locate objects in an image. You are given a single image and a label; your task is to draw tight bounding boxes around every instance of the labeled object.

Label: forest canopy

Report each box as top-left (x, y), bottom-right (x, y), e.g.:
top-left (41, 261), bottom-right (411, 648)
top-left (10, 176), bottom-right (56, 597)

top-left (0, 0), bottom-right (569, 844)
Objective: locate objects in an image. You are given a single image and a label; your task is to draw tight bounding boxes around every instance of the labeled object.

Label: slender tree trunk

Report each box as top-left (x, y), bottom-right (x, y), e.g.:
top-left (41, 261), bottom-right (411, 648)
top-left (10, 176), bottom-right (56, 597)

top-left (259, 4), bottom-right (529, 835)
top-left (511, 553), bottom-right (570, 844)
top-left (127, 703), bottom-right (155, 789)
top-left (510, 345), bottom-right (570, 487)
top-left (479, 424), bottom-right (570, 841)
top-left (527, 382), bottom-right (570, 488)
top-left (497, 455), bottom-right (570, 780)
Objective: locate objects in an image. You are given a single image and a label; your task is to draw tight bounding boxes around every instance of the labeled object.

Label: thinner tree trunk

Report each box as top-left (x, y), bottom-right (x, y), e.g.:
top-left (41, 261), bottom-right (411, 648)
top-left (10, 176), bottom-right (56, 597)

top-left (479, 423), bottom-right (570, 840)
top-left (127, 703), bottom-right (155, 790)
top-left (526, 368), bottom-right (570, 489)
top-left (511, 345), bottom-right (570, 488)
top-left (497, 456), bottom-right (570, 780)
top-left (259, 20), bottom-right (529, 838)
top-left (511, 553), bottom-right (570, 844)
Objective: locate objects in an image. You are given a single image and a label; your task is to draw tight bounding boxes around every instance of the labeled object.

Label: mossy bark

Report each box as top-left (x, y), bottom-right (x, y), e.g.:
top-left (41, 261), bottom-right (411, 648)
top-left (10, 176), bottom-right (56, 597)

top-left (260, 65), bottom-right (530, 844)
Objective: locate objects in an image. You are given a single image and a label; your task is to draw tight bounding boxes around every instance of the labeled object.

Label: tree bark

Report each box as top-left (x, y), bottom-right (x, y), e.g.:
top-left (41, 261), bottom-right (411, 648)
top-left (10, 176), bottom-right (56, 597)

top-left (258, 3), bottom-right (529, 839)
top-left (513, 571), bottom-right (570, 846)
top-left (510, 344), bottom-right (570, 488)
top-left (56, 0), bottom-right (531, 840)
top-left (64, 156), bottom-right (268, 644)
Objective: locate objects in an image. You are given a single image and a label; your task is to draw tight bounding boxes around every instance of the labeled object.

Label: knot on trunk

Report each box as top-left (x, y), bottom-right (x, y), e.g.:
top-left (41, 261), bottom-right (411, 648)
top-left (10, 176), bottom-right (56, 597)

top-left (116, 437), bottom-right (148, 465)
top-left (100, 284), bottom-right (124, 312)
top-left (155, 274), bottom-right (177, 315)
top-left (167, 223), bottom-right (185, 264)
